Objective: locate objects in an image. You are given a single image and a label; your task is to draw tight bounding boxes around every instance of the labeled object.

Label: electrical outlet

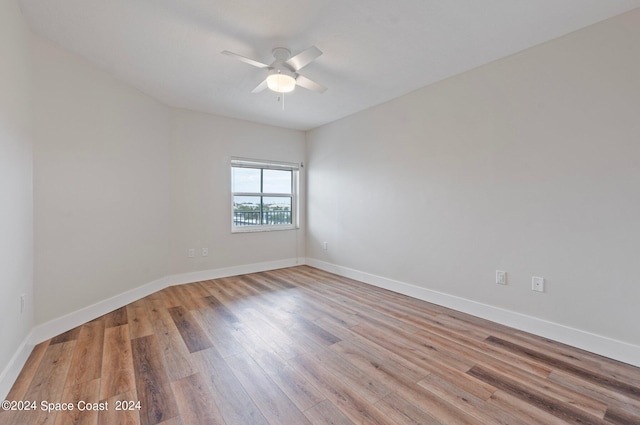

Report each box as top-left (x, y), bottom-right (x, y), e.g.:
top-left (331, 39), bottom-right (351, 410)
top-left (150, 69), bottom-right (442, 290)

top-left (202, 247), bottom-right (208, 257)
top-left (323, 241), bottom-right (328, 251)
top-left (496, 270), bottom-right (507, 285)
top-left (532, 276), bottom-right (545, 292)
top-left (187, 248), bottom-right (195, 258)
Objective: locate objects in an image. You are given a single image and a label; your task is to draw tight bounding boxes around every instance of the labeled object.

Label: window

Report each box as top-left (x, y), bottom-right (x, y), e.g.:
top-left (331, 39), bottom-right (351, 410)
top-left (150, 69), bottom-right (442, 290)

top-left (231, 158), bottom-right (299, 232)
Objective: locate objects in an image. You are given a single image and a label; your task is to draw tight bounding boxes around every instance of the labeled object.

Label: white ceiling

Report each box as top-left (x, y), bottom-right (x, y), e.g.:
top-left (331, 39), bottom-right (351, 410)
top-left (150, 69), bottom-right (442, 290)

top-left (18, 0), bottom-right (640, 131)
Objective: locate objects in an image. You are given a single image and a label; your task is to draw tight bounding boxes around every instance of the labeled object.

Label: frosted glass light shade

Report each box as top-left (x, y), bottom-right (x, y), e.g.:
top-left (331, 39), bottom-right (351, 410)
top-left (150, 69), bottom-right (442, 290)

top-left (267, 73), bottom-right (296, 93)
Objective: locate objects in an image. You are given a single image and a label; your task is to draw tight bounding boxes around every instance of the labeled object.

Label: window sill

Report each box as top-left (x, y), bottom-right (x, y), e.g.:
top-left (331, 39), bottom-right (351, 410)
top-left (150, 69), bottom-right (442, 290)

top-left (231, 225), bottom-right (297, 234)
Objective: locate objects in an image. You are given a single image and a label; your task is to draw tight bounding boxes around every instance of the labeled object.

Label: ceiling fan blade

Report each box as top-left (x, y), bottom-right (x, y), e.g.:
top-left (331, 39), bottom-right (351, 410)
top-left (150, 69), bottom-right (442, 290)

top-left (286, 46), bottom-right (322, 71)
top-left (295, 74), bottom-right (327, 93)
top-left (221, 50), bottom-right (270, 68)
top-left (251, 78), bottom-right (268, 93)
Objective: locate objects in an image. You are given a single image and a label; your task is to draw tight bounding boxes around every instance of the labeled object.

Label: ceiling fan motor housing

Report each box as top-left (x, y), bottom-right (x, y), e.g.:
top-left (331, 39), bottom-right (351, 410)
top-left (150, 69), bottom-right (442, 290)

top-left (267, 48), bottom-right (297, 92)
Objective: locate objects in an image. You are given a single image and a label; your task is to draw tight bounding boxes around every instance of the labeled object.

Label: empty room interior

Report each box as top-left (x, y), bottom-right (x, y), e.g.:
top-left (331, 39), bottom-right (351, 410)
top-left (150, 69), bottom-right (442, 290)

top-left (2, 0), bottom-right (640, 424)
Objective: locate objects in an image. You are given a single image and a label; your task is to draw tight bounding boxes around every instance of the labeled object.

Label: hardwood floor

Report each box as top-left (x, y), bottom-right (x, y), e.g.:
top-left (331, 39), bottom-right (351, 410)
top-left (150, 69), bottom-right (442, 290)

top-left (2, 266), bottom-right (639, 425)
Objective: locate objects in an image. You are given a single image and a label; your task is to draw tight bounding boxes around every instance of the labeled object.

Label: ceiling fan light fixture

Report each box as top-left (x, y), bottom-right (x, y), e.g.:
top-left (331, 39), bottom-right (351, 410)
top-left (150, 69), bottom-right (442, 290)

top-left (223, 46), bottom-right (326, 94)
top-left (266, 72), bottom-right (296, 93)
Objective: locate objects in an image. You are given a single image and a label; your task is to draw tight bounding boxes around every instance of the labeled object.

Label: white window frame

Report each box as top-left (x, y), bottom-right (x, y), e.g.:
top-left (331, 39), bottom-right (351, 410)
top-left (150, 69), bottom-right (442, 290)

top-left (230, 157), bottom-right (299, 233)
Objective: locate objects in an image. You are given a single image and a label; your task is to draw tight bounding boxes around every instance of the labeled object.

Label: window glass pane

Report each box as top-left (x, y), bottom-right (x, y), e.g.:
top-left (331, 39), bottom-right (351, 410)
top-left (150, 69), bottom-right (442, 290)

top-left (232, 167), bottom-right (261, 193)
top-left (263, 196), bottom-right (292, 225)
top-left (231, 160), bottom-right (297, 231)
top-left (233, 196), bottom-right (261, 226)
top-left (263, 169), bottom-right (292, 194)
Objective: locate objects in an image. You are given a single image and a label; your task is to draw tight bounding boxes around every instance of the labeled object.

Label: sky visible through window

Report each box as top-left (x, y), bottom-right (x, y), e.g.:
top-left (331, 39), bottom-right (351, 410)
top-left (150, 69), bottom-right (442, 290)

top-left (232, 168), bottom-right (292, 194)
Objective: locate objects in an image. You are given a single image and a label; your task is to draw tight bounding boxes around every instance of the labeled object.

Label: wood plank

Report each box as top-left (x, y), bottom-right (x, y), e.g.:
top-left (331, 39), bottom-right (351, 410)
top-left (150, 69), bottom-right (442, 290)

top-left (511, 330), bottom-right (640, 388)
top-left (158, 416), bottom-right (182, 425)
top-left (467, 364), bottom-right (610, 424)
top-left (467, 360), bottom-right (608, 418)
top-left (238, 274), bottom-right (280, 293)
top-left (190, 347), bottom-right (270, 425)
top-left (100, 324), bottom-right (135, 400)
top-left (190, 308), bottom-right (244, 358)
top-left (349, 322), bottom-right (473, 376)
top-left (289, 353), bottom-right (396, 425)
top-left (131, 335), bottom-right (180, 425)
top-left (315, 316), bottom-right (430, 382)
top-left (169, 284), bottom-right (209, 311)
top-left (200, 294), bottom-right (241, 326)
top-left (149, 315), bottom-right (195, 382)
top-left (375, 392), bottom-right (443, 425)
top-left (329, 340), bottom-right (425, 392)
top-left (98, 390), bottom-right (141, 425)
top-left (167, 306), bottom-right (213, 353)
top-left (488, 389), bottom-right (569, 425)
top-left (144, 292), bottom-right (169, 323)
top-left (412, 327), bottom-right (552, 380)
top-left (417, 372), bottom-right (528, 425)
top-left (10, 340), bottom-right (76, 425)
top-left (486, 335), bottom-right (640, 398)
top-left (243, 344), bottom-right (326, 411)
top-left (103, 306), bottom-right (128, 328)
top-left (548, 369), bottom-right (640, 416)
top-left (605, 406), bottom-right (640, 425)
top-left (158, 287), bottom-right (182, 309)
top-left (225, 351), bottom-right (313, 425)
top-left (393, 380), bottom-right (486, 425)
top-left (155, 417), bottom-right (183, 425)
top-left (4, 340), bottom-right (50, 401)
top-left (171, 373), bottom-right (225, 425)
top-left (231, 292), bottom-right (341, 354)
top-left (54, 378), bottom-right (101, 425)
top-left (290, 316), bottom-right (342, 347)
top-left (65, 321), bottom-right (105, 388)
top-left (50, 326), bottom-right (82, 345)
top-left (232, 306), bottom-right (305, 360)
top-left (414, 324), bottom-right (552, 378)
top-left (300, 346), bottom-right (393, 403)
top-left (304, 400), bottom-right (356, 425)
top-left (30, 342), bottom-right (77, 393)
top-left (427, 313), bottom-right (492, 340)
top-left (127, 301), bottom-right (154, 340)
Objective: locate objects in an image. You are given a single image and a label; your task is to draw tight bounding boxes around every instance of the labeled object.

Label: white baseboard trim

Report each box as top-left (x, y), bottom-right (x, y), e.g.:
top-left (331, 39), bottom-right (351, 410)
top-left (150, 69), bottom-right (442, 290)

top-left (30, 257), bottom-right (303, 346)
top-left (163, 257), bottom-right (304, 287)
top-left (0, 336), bottom-right (34, 401)
top-left (306, 258), bottom-right (640, 368)
top-left (2, 257), bottom-right (302, 399)
top-left (28, 275), bottom-right (171, 345)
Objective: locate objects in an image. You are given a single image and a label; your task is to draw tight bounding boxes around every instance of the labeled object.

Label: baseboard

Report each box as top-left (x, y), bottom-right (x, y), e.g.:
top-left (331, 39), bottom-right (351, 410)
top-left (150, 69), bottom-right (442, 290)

top-left (29, 257), bottom-right (303, 347)
top-left (306, 258), bottom-right (640, 368)
top-left (9, 255), bottom-right (635, 400)
top-left (163, 257), bottom-right (304, 287)
top-left (2, 258), bottom-right (305, 399)
top-left (0, 334), bottom-right (34, 400)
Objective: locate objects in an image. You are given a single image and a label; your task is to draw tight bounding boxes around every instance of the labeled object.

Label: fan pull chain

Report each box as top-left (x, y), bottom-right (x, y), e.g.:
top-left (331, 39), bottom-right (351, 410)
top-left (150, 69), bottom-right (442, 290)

top-left (277, 93), bottom-right (285, 111)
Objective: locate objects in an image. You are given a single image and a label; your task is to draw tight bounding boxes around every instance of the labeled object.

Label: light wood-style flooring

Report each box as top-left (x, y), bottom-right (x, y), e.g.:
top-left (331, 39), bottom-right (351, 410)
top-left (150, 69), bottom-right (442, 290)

top-left (1, 266), bottom-right (639, 425)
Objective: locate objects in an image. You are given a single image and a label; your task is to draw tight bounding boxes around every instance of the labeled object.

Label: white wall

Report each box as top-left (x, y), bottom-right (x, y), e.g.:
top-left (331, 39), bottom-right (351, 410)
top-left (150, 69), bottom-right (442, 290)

top-left (307, 9), bottom-right (640, 348)
top-left (0, 0), bottom-right (34, 389)
top-left (168, 109), bottom-right (306, 275)
top-left (32, 36), bottom-right (171, 324)
top-left (29, 36), bottom-right (306, 326)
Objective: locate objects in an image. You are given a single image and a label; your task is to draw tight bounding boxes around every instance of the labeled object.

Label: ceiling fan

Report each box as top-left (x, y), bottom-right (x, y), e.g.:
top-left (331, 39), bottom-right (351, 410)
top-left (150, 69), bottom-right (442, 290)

top-left (222, 46), bottom-right (327, 94)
